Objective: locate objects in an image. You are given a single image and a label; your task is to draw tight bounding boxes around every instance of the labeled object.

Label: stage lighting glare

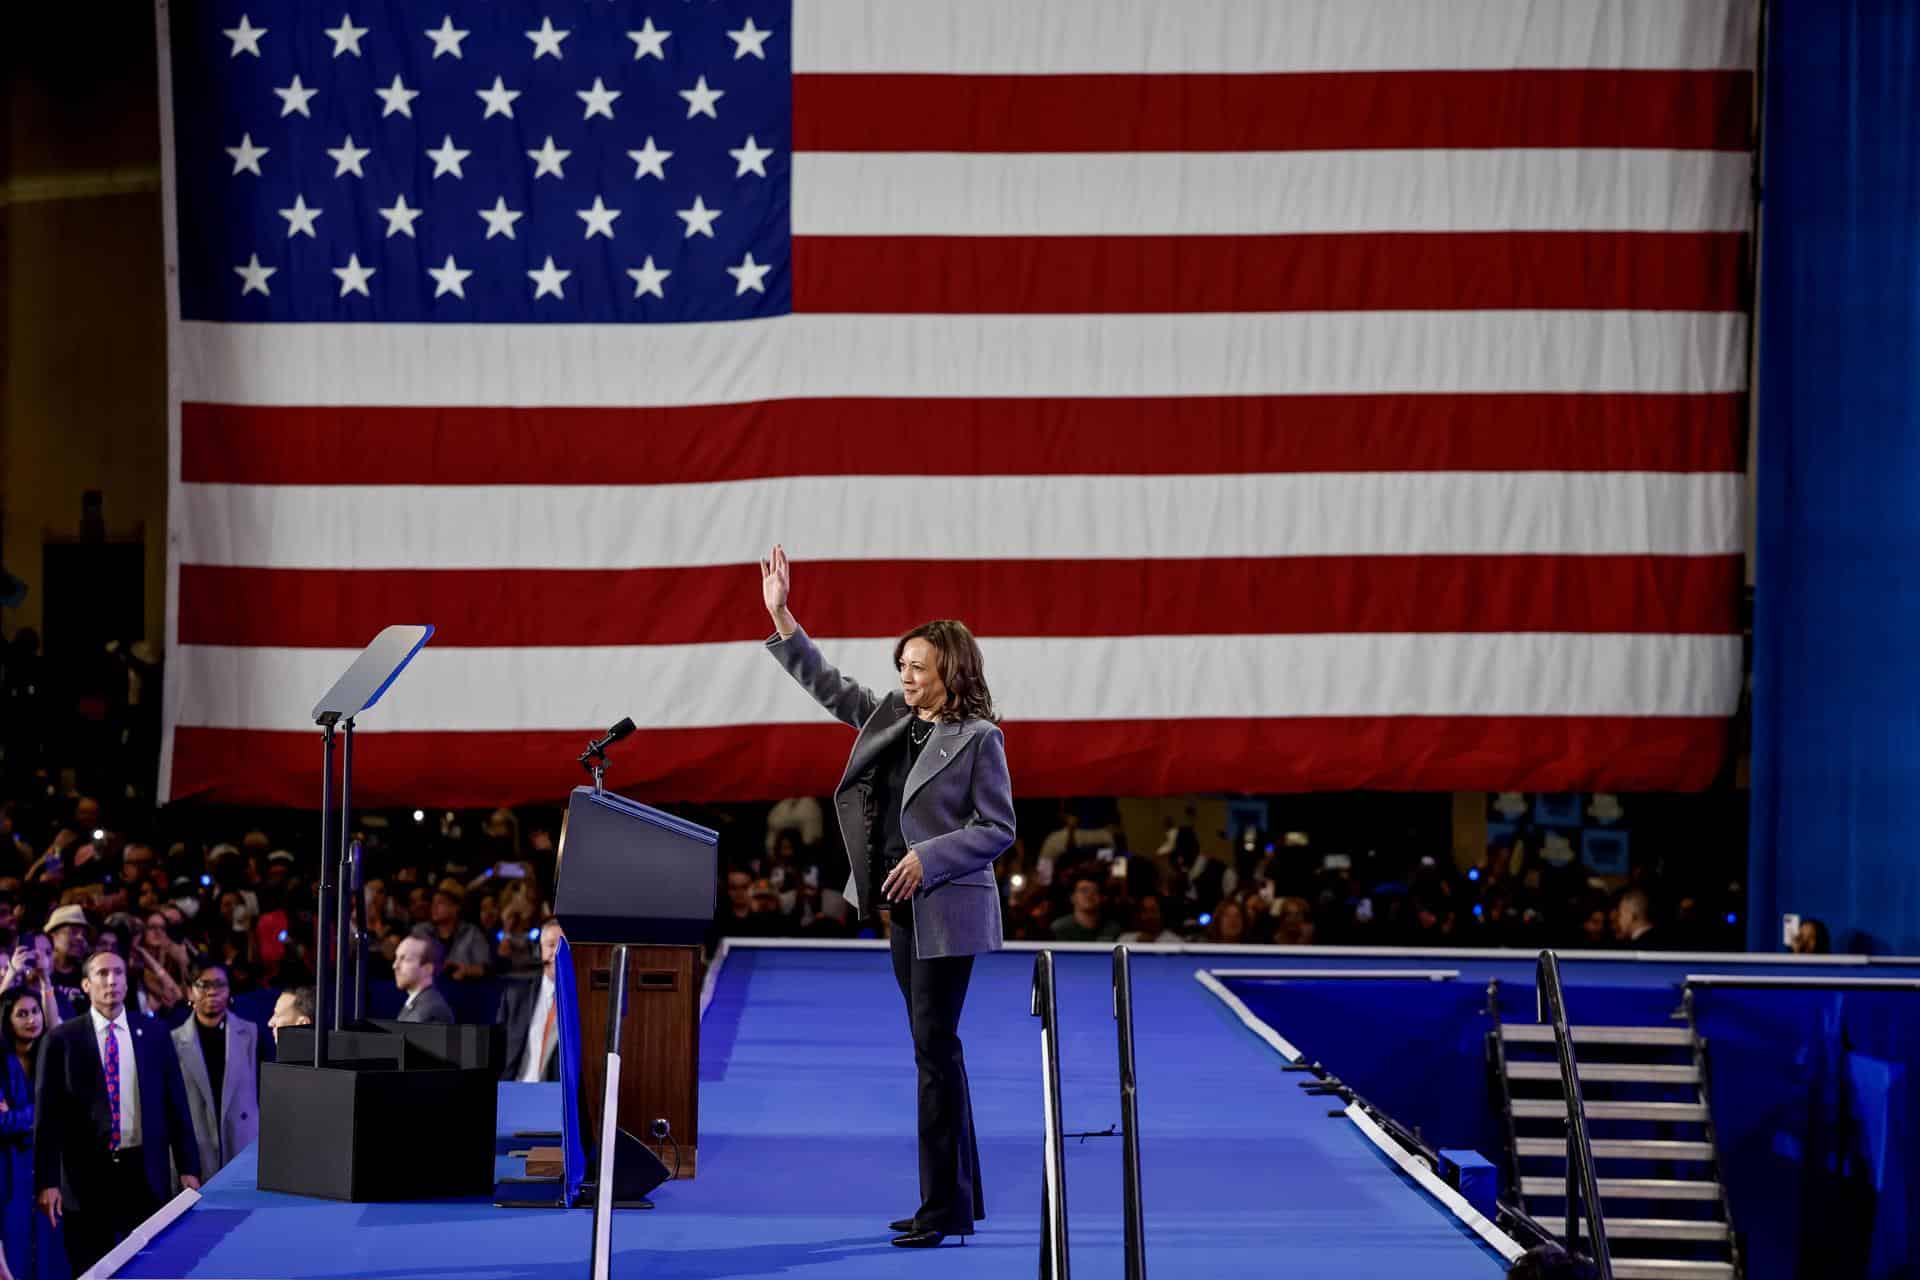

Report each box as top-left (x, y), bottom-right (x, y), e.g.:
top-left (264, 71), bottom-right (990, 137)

top-left (413, 809), bottom-right (426, 823)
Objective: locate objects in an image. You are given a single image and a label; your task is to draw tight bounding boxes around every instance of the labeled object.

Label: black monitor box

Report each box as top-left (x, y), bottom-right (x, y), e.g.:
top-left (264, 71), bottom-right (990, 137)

top-left (554, 787), bottom-right (718, 946)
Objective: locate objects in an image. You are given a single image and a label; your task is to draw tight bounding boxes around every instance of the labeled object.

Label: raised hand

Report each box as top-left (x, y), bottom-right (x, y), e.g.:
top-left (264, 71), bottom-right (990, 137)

top-left (760, 543), bottom-right (791, 617)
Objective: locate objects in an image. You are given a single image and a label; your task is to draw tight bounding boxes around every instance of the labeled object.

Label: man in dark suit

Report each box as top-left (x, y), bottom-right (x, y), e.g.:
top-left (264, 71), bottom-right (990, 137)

top-left (393, 935), bottom-right (455, 1024)
top-left (498, 920), bottom-right (564, 1081)
top-left (33, 950), bottom-right (201, 1275)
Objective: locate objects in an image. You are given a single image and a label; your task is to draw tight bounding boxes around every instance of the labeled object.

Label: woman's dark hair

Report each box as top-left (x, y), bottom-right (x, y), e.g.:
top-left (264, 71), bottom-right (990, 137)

top-left (1, 985), bottom-right (46, 1055)
top-left (893, 620), bottom-right (998, 724)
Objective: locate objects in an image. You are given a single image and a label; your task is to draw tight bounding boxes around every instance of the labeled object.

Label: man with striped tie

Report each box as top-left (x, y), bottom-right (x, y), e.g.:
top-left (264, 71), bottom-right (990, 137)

top-left (498, 920), bottom-right (565, 1083)
top-left (32, 950), bottom-right (200, 1275)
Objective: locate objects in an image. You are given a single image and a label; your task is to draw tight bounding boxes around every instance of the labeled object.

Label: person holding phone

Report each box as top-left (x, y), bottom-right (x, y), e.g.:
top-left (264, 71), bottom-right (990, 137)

top-left (2, 985), bottom-right (62, 1280)
top-left (759, 543), bottom-right (1016, 1249)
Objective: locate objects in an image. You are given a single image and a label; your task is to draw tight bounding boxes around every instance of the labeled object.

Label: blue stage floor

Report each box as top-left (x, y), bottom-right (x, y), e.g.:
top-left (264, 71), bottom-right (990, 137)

top-left (120, 947), bottom-right (1510, 1279)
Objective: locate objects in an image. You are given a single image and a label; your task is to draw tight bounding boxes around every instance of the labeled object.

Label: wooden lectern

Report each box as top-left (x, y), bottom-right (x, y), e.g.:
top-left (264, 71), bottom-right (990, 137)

top-left (570, 944), bottom-right (702, 1176)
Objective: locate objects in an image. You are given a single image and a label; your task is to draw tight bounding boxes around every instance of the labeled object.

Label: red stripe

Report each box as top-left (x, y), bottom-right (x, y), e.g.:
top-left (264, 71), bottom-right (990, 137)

top-left (792, 69), bottom-right (1752, 152)
top-left (169, 717), bottom-right (1730, 807)
top-left (793, 232), bottom-right (1747, 314)
top-left (178, 556), bottom-right (1741, 649)
top-left (180, 394), bottom-right (1743, 486)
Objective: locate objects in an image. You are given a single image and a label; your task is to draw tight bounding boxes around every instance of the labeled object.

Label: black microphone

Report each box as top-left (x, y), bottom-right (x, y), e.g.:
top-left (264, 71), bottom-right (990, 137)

top-left (580, 716), bottom-right (637, 762)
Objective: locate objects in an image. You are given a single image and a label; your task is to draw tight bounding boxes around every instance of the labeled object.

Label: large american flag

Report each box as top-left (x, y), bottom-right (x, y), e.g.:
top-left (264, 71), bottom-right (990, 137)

top-left (158, 1), bottom-right (1752, 807)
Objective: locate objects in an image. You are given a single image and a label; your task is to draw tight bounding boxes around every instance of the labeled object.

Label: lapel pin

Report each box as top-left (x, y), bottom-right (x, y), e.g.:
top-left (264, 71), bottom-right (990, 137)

top-left (940, 749), bottom-right (948, 757)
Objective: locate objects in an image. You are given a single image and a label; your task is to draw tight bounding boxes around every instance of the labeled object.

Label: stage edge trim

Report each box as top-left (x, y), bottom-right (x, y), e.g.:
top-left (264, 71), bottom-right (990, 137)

top-left (1192, 967), bottom-right (1524, 1265)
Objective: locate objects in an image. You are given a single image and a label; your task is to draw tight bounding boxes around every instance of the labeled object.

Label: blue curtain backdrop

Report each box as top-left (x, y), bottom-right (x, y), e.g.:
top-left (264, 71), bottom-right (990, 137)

top-left (1751, 0), bottom-right (1920, 956)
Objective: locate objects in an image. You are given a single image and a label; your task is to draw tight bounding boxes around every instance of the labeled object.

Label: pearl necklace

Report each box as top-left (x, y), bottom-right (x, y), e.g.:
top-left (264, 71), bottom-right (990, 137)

top-left (909, 717), bottom-right (936, 747)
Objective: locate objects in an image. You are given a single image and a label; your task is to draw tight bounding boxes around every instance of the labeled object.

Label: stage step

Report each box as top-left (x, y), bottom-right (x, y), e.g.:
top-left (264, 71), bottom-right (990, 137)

top-left (1510, 1099), bottom-right (1708, 1122)
top-left (1516, 1137), bottom-right (1715, 1161)
top-left (1504, 1061), bottom-right (1701, 1084)
top-left (1500, 1024), bottom-right (1693, 1047)
top-left (1494, 1005), bottom-right (1741, 1277)
top-left (1606, 1218), bottom-right (1734, 1242)
top-left (1609, 1261), bottom-right (1736, 1280)
top-left (1522, 1177), bottom-right (1724, 1202)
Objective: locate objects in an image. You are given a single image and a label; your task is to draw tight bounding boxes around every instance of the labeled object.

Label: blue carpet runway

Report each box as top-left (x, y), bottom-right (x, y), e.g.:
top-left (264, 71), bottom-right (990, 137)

top-left (118, 946), bottom-right (1511, 1279)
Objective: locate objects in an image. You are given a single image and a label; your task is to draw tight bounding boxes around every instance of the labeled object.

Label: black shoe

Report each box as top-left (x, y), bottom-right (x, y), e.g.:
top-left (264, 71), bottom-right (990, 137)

top-left (891, 1229), bottom-right (966, 1248)
top-left (889, 1218), bottom-right (919, 1233)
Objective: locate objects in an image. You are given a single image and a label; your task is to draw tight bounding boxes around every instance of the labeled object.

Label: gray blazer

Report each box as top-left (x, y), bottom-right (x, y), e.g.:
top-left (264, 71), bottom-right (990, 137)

top-left (170, 1016), bottom-right (260, 1179)
top-left (767, 625), bottom-right (1016, 959)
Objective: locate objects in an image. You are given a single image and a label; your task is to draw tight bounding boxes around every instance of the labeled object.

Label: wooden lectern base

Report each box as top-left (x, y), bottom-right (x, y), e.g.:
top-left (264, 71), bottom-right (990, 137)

top-left (571, 943), bottom-right (701, 1178)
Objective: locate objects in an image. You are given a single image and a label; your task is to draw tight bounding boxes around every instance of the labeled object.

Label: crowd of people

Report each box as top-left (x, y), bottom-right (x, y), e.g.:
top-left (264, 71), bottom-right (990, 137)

top-left (713, 801), bottom-right (1757, 958)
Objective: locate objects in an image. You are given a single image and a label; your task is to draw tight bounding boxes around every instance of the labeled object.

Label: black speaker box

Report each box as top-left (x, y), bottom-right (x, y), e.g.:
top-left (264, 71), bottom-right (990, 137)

top-left (258, 1026), bottom-right (499, 1202)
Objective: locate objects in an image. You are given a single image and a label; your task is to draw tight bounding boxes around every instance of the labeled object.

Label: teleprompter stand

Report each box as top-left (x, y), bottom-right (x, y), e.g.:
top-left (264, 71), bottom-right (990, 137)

top-left (556, 720), bottom-right (718, 1280)
top-left (255, 625), bottom-right (500, 1203)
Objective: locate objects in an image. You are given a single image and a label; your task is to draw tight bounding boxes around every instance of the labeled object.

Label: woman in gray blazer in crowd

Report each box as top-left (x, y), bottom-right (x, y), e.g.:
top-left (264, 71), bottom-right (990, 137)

top-left (760, 543), bottom-right (1016, 1249)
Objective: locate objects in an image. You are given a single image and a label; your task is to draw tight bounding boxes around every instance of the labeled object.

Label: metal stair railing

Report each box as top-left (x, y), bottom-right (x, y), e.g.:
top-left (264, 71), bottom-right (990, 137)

top-left (1112, 946), bottom-right (1147, 1280)
top-left (1538, 949), bottom-right (1613, 1279)
top-left (1032, 951), bottom-right (1070, 1280)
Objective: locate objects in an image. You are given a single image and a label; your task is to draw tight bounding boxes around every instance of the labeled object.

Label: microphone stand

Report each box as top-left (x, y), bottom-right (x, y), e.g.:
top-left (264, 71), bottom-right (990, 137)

top-left (582, 723), bottom-right (630, 1280)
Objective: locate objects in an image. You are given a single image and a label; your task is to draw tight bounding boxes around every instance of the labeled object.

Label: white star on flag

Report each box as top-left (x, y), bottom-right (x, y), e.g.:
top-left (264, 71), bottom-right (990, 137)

top-left (274, 76), bottom-right (317, 118)
top-left (679, 76), bottom-right (724, 120)
top-left (278, 195), bottom-right (322, 238)
top-left (727, 251), bottom-right (772, 294)
top-left (528, 256), bottom-right (571, 300)
top-left (326, 135), bottom-right (371, 178)
top-left (226, 133), bottom-right (268, 176)
top-left (627, 19), bottom-right (670, 60)
top-left (577, 197), bottom-right (621, 239)
top-left (426, 135), bottom-right (471, 179)
top-left (627, 256), bottom-right (670, 299)
top-left (428, 254), bottom-right (473, 298)
top-left (324, 14), bottom-right (369, 58)
top-left (476, 77), bottom-right (521, 120)
top-left (727, 18), bottom-right (772, 60)
top-left (528, 137), bottom-right (571, 179)
top-left (376, 75), bottom-right (420, 118)
top-left (378, 194), bottom-right (425, 238)
top-left (233, 254), bottom-right (275, 295)
top-left (478, 198), bottom-right (524, 240)
top-left (578, 78), bottom-right (621, 121)
top-left (730, 136), bottom-right (773, 178)
top-left (333, 254), bottom-right (376, 298)
top-left (627, 137), bottom-right (671, 180)
top-left (425, 16), bottom-right (468, 59)
top-left (526, 18), bottom-right (569, 60)
top-left (223, 15), bottom-right (266, 57)
top-left (676, 195), bottom-right (721, 238)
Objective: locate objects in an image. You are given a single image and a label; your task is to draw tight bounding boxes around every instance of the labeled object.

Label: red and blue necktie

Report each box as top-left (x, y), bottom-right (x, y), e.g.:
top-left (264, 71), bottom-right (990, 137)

top-left (102, 1020), bottom-right (122, 1151)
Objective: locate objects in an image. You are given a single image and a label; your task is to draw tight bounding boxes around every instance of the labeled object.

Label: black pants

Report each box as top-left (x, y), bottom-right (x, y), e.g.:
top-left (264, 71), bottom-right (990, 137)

top-left (888, 897), bottom-right (985, 1233)
top-left (64, 1148), bottom-right (159, 1277)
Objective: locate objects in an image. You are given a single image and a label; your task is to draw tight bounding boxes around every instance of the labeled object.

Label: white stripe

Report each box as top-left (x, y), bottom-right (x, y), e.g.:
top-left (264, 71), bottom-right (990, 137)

top-left (793, 150), bottom-right (1751, 236)
top-left (794, 0), bottom-right (1755, 73)
top-left (1343, 1103), bottom-right (1526, 1263)
top-left (1192, 971), bottom-right (1305, 1062)
top-left (172, 632), bottom-right (1742, 731)
top-left (175, 312), bottom-right (1747, 407)
top-left (178, 472), bottom-right (1741, 569)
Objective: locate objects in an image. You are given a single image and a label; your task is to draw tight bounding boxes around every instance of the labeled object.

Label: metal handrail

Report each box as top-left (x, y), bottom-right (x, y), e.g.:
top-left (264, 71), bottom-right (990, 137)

top-left (1031, 952), bottom-right (1071, 1280)
top-left (1112, 947), bottom-right (1147, 1280)
top-left (1536, 949), bottom-right (1612, 1279)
